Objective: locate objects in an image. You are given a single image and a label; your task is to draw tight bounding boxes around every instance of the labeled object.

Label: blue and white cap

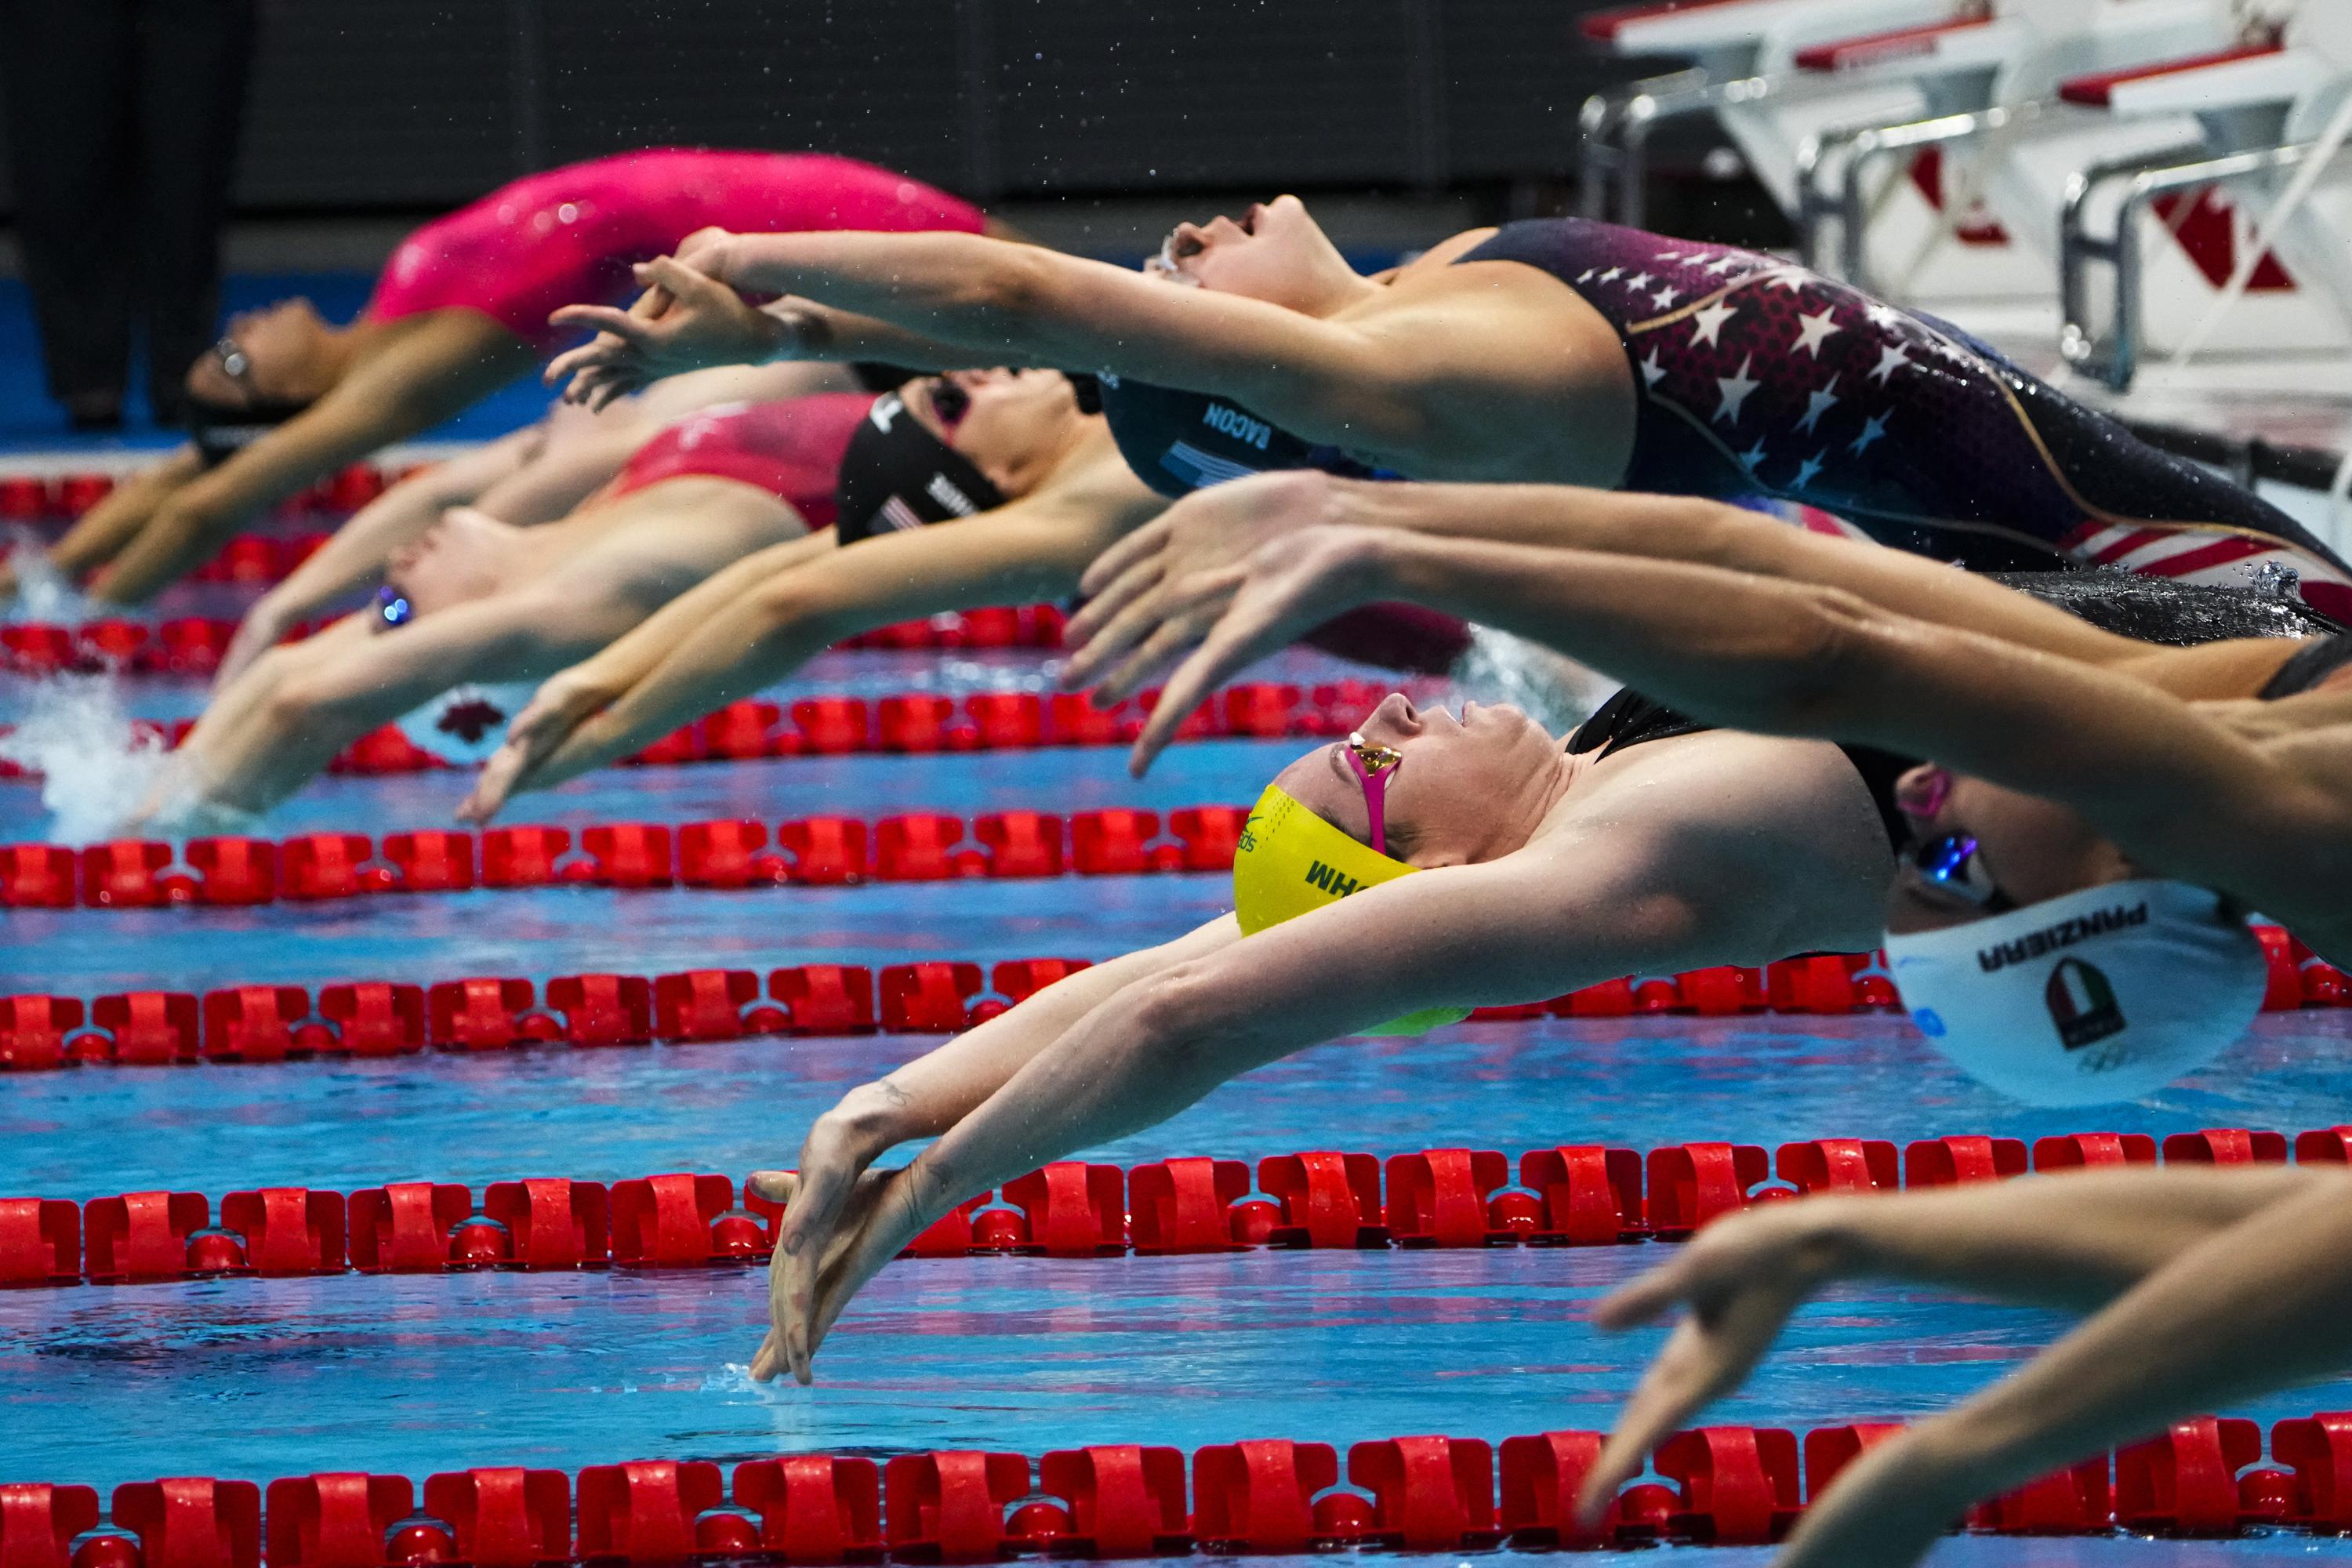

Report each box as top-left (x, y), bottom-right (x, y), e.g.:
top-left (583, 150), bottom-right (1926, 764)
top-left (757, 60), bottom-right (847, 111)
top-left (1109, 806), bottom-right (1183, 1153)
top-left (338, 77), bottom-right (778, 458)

top-left (1885, 878), bottom-right (2267, 1105)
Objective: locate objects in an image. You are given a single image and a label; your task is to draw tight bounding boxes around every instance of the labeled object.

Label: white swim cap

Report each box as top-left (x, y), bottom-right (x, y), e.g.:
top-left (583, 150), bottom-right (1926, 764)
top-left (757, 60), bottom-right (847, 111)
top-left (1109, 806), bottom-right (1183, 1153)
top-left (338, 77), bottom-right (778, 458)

top-left (394, 682), bottom-right (539, 765)
top-left (1885, 879), bottom-right (2266, 1106)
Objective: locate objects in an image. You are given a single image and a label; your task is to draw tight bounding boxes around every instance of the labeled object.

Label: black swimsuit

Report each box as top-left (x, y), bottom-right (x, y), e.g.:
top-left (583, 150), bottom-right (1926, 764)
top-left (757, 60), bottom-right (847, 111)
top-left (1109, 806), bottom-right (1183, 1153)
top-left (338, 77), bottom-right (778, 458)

top-left (2261, 631), bottom-right (2352, 699)
top-left (1568, 575), bottom-right (2347, 855)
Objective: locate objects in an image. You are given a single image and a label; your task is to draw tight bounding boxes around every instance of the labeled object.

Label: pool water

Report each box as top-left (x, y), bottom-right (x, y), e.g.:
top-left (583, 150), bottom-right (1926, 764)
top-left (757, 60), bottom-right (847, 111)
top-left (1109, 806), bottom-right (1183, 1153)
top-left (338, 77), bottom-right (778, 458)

top-left (5, 642), bottom-right (2352, 1568)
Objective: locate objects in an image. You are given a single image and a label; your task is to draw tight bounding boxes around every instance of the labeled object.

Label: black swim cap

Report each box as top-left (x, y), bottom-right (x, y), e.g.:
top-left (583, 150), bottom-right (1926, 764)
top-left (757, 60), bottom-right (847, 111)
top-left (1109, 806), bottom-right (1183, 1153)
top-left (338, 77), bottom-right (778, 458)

top-left (848, 361), bottom-right (926, 393)
top-left (833, 388), bottom-right (1007, 544)
top-left (1094, 372), bottom-right (1381, 497)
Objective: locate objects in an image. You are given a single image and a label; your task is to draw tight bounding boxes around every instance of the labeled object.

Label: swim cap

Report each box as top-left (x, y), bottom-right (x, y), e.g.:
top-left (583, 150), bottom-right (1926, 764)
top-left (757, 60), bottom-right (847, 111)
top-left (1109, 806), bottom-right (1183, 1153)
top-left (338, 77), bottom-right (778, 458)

top-left (1232, 782), bottom-right (1472, 1036)
top-left (1885, 878), bottom-right (2266, 1105)
top-left (833, 389), bottom-right (1006, 544)
top-left (1094, 372), bottom-right (1381, 497)
top-left (394, 681), bottom-right (541, 765)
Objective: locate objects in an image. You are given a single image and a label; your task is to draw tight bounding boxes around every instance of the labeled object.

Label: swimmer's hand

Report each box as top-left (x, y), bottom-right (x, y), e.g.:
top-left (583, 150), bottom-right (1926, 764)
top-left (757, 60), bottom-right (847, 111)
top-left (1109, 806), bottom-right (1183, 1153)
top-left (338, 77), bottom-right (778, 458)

top-left (456, 669), bottom-right (617, 823)
top-left (1062, 470), bottom-right (1340, 706)
top-left (751, 1094), bottom-right (942, 1385)
top-left (1577, 1203), bottom-right (1848, 1525)
top-left (546, 245), bottom-right (787, 411)
top-left (1117, 522), bottom-right (1388, 776)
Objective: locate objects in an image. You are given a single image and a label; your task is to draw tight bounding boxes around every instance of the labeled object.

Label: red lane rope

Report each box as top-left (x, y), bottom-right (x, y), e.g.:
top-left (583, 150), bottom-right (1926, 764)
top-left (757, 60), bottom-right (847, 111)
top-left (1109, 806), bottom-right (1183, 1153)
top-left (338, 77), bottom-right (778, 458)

top-left (0, 604), bottom-right (1069, 682)
top-left (4, 925), bottom-right (2339, 1074)
top-left (8, 1127), bottom-right (2349, 1287)
top-left (1, 806), bottom-right (1256, 910)
top-left (0, 678), bottom-right (1419, 782)
top-left (10, 1410), bottom-right (2352, 1568)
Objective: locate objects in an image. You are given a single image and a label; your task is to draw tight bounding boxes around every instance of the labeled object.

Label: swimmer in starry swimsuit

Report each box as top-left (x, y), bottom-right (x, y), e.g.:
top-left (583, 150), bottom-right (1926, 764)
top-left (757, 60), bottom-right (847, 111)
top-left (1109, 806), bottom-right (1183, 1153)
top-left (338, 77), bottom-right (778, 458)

top-left (542, 199), bottom-right (2352, 622)
top-left (13, 150), bottom-right (996, 609)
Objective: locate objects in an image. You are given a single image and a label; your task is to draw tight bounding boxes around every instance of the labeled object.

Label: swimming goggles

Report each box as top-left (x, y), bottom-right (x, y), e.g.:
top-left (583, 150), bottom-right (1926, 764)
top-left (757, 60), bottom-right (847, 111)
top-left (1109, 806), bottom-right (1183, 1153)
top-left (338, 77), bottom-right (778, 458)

top-left (375, 584), bottom-right (415, 630)
top-left (1910, 830), bottom-right (2016, 913)
top-left (1343, 731), bottom-right (1404, 855)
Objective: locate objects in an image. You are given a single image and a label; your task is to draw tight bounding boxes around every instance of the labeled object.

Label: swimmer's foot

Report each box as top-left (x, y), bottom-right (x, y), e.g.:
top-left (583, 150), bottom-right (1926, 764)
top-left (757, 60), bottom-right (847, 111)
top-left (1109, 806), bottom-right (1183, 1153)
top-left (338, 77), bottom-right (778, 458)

top-left (386, 506), bottom-right (526, 617)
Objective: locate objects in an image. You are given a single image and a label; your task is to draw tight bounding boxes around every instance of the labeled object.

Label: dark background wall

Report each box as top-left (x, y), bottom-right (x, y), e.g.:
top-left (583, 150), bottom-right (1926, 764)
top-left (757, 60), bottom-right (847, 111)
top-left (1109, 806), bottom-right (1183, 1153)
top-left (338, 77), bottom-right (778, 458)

top-left (0, 0), bottom-right (1712, 216)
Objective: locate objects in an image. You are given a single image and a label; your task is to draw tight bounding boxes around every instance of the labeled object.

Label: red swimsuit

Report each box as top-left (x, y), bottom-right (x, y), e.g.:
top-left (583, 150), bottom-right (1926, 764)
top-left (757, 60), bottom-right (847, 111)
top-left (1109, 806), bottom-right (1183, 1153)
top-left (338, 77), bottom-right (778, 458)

top-left (366, 149), bottom-right (985, 350)
top-left (605, 390), bottom-right (873, 527)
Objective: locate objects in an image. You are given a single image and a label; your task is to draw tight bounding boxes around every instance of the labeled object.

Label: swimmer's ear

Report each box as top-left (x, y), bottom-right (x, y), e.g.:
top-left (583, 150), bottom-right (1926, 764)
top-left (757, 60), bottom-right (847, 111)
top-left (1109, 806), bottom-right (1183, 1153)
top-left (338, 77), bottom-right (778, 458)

top-left (746, 1170), bottom-right (799, 1206)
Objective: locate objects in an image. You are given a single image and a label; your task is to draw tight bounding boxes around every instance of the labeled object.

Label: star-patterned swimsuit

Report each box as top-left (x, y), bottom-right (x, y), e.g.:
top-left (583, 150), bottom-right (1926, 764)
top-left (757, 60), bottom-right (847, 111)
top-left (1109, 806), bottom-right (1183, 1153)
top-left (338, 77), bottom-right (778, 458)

top-left (1458, 219), bottom-right (2352, 622)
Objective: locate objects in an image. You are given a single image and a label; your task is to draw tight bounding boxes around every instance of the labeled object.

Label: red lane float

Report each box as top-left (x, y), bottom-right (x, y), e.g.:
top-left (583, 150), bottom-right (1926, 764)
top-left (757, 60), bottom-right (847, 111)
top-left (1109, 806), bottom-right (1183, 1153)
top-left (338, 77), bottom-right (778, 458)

top-left (16, 1413), bottom-right (2352, 1566)
top-left (0, 601), bottom-right (1064, 682)
top-left (0, 679), bottom-right (1450, 785)
top-left (0, 807), bottom-right (1258, 911)
top-left (16, 1126), bottom-right (2352, 1290)
top-left (3, 924), bottom-right (2339, 1077)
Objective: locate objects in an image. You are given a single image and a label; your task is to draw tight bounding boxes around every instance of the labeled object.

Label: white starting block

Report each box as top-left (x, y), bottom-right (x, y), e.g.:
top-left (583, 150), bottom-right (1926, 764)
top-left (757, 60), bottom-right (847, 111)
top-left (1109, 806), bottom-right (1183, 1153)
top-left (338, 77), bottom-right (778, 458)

top-left (1575, 0), bottom-right (1956, 229)
top-left (2057, 2), bottom-right (2352, 387)
top-left (1788, 0), bottom-right (2239, 305)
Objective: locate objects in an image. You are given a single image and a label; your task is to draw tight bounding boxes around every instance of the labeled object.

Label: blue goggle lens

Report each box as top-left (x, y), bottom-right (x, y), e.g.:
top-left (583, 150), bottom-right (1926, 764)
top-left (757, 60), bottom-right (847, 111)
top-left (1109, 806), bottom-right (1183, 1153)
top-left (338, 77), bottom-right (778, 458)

top-left (375, 586), bottom-right (414, 628)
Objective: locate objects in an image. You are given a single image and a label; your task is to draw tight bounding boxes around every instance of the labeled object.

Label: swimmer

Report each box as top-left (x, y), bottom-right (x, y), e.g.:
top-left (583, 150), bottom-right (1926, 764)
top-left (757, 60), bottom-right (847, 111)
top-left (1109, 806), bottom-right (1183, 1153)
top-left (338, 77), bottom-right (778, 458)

top-left (212, 361), bottom-right (851, 684)
top-left (731, 524), bottom-right (2337, 1383)
top-left (145, 388), bottom-right (878, 827)
top-left (9, 149), bottom-right (994, 608)
top-left (1062, 473), bottom-right (2352, 1098)
top-left (541, 199), bottom-right (2352, 618)
top-left (450, 376), bottom-right (1472, 824)
top-left (1577, 1163), bottom-right (2352, 1568)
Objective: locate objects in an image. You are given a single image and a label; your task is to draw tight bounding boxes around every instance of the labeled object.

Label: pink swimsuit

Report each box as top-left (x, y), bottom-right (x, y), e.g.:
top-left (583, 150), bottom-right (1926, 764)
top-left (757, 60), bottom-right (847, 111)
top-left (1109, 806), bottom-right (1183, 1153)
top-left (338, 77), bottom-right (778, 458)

top-left (605, 390), bottom-right (873, 527)
top-left (366, 150), bottom-right (985, 350)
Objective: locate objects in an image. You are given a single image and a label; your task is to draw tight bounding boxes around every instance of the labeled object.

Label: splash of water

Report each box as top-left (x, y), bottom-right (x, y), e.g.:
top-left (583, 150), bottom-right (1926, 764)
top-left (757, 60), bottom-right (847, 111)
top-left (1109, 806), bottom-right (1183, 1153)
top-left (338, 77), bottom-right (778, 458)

top-left (0, 673), bottom-right (178, 845)
top-left (3, 529), bottom-right (99, 626)
top-left (1445, 625), bottom-right (1613, 736)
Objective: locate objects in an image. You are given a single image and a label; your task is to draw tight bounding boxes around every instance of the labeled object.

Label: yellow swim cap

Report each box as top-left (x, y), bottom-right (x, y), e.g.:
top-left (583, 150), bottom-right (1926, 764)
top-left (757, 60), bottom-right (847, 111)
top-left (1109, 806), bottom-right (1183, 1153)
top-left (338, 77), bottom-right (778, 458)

top-left (1232, 782), bottom-right (1472, 1036)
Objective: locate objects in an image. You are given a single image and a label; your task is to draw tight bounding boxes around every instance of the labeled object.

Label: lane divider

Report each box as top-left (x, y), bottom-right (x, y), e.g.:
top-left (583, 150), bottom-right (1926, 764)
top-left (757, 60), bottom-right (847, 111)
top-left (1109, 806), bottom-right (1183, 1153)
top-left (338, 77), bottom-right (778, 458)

top-left (3, 1412), bottom-right (2351, 1565)
top-left (5, 924), bottom-right (2342, 1074)
top-left (0, 604), bottom-right (1068, 682)
top-left (0, 464), bottom-right (400, 528)
top-left (5, 1127), bottom-right (2347, 1286)
top-left (0, 678), bottom-right (1428, 782)
top-left (0, 807), bottom-right (1255, 909)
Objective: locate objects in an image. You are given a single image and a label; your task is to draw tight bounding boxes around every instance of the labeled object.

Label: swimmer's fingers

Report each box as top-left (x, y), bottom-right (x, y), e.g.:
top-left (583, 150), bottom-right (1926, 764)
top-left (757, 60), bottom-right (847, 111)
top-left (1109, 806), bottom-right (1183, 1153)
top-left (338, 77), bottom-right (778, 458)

top-left (799, 1170), bottom-right (941, 1379)
top-left (1061, 555), bottom-right (1164, 675)
top-left (1592, 1251), bottom-right (1698, 1331)
top-left (1578, 1317), bottom-right (1719, 1523)
top-left (1126, 571), bottom-right (1281, 776)
top-left (1060, 567), bottom-right (1177, 698)
top-left (1076, 515), bottom-right (1171, 605)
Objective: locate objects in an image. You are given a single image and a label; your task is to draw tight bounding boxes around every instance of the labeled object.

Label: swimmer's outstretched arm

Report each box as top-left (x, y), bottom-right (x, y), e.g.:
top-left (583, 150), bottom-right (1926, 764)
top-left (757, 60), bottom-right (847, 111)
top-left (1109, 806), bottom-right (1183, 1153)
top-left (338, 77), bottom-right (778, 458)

top-left (1066, 474), bottom-right (2144, 701)
top-left (1117, 522), bottom-right (2352, 955)
top-left (553, 232), bottom-right (1562, 466)
top-left (220, 430), bottom-right (543, 685)
top-left (761, 769), bottom-right (1865, 1382)
top-left (79, 316), bottom-right (532, 606)
top-left (747, 913), bottom-right (1243, 1381)
top-left (456, 435), bottom-right (1162, 820)
top-left (1581, 1167), bottom-right (2352, 1568)
top-left (163, 586), bottom-right (643, 819)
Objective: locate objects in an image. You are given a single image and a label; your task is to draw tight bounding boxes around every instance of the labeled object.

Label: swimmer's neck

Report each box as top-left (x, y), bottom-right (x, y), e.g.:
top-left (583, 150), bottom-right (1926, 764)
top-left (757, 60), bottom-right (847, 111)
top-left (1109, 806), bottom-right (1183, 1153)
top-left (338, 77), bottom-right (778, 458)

top-left (1521, 746), bottom-right (1586, 844)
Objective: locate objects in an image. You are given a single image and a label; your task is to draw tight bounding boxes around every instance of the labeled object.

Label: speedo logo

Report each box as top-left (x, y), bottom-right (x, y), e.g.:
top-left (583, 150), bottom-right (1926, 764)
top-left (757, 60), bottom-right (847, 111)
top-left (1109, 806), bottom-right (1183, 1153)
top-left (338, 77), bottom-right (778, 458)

top-left (1976, 902), bottom-right (2148, 973)
top-left (1202, 403), bottom-right (1272, 451)
top-left (1305, 860), bottom-right (1361, 898)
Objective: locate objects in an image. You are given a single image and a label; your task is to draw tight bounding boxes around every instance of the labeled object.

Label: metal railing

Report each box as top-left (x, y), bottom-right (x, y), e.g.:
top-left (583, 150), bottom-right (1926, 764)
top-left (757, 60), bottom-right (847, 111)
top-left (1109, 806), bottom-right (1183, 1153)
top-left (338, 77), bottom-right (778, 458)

top-left (1577, 68), bottom-right (1774, 227)
top-left (2058, 137), bottom-right (2329, 390)
top-left (1792, 99), bottom-right (2042, 290)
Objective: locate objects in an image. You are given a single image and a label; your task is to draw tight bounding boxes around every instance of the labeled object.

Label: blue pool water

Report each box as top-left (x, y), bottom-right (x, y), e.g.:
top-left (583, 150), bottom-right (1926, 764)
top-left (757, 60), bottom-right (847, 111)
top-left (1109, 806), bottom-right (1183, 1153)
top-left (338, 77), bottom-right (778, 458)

top-left (5, 641), bottom-right (2352, 1568)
